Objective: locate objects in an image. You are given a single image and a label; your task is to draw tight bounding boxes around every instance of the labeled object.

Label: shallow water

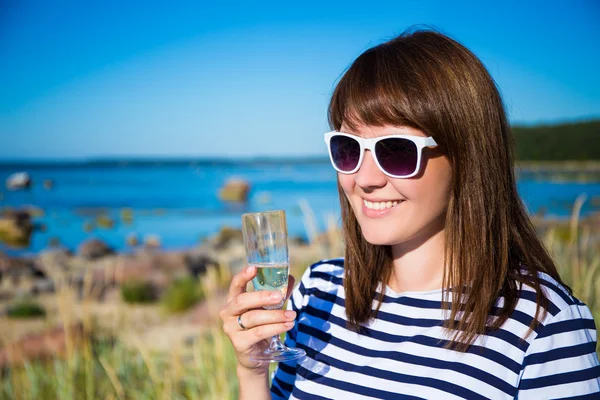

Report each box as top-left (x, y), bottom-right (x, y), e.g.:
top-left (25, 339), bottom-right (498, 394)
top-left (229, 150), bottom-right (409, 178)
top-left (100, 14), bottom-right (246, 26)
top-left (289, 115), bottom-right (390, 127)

top-left (1, 160), bottom-right (598, 255)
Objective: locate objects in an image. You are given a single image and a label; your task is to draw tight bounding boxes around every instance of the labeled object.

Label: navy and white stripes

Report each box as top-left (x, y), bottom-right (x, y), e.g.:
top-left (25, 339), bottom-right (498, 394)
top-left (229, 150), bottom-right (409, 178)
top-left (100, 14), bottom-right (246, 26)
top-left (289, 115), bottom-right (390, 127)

top-left (271, 258), bottom-right (600, 399)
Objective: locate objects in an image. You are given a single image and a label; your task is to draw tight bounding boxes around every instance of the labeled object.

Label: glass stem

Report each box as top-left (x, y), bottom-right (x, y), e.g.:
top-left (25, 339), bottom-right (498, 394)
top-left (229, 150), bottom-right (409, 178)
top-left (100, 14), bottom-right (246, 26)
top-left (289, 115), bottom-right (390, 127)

top-left (268, 335), bottom-right (286, 353)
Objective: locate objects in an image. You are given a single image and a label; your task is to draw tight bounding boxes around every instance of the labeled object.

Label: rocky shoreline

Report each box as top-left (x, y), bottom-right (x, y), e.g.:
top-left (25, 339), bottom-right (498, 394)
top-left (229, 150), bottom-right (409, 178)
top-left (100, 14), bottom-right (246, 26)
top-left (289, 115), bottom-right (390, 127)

top-left (0, 225), bottom-right (261, 304)
top-left (0, 217), bottom-right (338, 369)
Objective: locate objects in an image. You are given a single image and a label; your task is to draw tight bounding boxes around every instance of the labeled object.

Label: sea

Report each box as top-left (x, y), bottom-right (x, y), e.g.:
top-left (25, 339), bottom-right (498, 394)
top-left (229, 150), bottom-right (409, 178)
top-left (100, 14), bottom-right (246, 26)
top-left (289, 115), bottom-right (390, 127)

top-left (1, 159), bottom-right (599, 256)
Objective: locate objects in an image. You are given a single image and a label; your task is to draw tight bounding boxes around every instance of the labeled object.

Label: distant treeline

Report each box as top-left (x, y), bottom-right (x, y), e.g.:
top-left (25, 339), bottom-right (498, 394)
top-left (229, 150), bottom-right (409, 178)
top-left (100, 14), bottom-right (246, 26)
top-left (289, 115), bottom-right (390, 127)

top-left (512, 120), bottom-right (600, 161)
top-left (0, 120), bottom-right (598, 166)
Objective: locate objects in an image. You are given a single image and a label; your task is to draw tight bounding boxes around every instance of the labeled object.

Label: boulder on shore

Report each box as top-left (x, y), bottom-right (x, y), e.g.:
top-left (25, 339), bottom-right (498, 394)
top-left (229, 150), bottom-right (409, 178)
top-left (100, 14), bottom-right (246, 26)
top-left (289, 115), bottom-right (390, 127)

top-left (211, 226), bottom-right (243, 249)
top-left (185, 245), bottom-right (218, 278)
top-left (0, 253), bottom-right (46, 296)
top-left (37, 246), bottom-right (73, 277)
top-left (78, 238), bottom-right (114, 260)
top-left (218, 178), bottom-right (250, 203)
top-left (6, 172), bottom-right (31, 191)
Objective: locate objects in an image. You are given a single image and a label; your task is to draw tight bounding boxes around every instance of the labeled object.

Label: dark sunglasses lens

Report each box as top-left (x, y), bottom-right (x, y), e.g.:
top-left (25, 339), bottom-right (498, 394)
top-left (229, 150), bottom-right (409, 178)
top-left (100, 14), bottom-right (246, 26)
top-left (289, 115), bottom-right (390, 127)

top-left (330, 135), bottom-right (361, 172)
top-left (375, 138), bottom-right (418, 176)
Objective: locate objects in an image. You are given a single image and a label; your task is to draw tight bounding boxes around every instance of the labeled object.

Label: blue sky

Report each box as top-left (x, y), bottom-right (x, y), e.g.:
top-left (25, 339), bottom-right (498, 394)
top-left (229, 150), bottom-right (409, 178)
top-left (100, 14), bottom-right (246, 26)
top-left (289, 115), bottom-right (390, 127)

top-left (0, 1), bottom-right (598, 159)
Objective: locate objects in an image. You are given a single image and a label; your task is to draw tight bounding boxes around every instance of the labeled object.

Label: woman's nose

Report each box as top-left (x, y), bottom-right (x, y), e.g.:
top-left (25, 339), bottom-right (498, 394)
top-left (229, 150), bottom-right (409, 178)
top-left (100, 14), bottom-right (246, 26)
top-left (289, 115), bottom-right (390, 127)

top-left (354, 150), bottom-right (387, 189)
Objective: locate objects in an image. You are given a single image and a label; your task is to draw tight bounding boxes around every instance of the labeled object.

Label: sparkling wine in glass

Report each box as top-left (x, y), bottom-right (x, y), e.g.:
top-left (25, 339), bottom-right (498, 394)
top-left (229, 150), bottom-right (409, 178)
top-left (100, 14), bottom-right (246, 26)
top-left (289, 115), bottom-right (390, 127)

top-left (241, 210), bottom-right (306, 362)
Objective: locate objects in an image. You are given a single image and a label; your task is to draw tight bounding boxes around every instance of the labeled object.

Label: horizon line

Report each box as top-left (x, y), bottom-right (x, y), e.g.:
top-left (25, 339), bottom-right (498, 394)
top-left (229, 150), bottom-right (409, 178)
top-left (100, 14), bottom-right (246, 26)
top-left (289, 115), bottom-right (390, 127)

top-left (0, 155), bottom-right (332, 166)
top-left (1, 117), bottom-right (598, 164)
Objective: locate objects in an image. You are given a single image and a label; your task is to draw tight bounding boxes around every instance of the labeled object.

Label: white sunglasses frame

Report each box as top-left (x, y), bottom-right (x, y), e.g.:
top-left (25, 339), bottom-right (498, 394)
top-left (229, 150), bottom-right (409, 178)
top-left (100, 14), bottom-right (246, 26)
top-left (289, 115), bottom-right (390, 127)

top-left (323, 131), bottom-right (438, 179)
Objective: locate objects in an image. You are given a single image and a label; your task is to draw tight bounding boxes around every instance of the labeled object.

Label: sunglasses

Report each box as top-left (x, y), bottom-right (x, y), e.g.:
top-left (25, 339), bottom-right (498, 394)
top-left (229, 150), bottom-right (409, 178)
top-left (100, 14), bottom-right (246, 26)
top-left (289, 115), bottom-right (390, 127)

top-left (324, 131), bottom-right (438, 179)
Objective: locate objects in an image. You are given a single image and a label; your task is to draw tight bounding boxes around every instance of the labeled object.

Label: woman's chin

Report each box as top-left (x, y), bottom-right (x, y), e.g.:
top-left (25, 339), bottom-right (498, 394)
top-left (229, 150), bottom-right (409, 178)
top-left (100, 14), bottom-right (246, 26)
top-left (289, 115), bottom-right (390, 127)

top-left (360, 229), bottom-right (400, 246)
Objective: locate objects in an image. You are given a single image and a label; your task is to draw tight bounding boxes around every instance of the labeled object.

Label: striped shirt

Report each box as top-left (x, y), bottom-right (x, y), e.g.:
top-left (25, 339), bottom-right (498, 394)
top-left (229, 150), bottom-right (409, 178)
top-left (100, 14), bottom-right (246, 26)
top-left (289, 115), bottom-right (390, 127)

top-left (271, 258), bottom-right (600, 399)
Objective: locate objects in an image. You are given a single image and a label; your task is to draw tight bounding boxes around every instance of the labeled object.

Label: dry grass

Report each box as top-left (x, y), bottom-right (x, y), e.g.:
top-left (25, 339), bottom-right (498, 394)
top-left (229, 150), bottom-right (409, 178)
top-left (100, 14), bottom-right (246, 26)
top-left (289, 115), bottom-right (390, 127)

top-left (543, 194), bottom-right (600, 353)
top-left (0, 260), bottom-right (240, 400)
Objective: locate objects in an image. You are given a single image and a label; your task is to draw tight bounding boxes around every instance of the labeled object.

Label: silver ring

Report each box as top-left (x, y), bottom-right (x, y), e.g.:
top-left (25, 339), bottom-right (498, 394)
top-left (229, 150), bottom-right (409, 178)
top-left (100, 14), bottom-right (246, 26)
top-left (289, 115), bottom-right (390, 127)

top-left (237, 314), bottom-right (248, 330)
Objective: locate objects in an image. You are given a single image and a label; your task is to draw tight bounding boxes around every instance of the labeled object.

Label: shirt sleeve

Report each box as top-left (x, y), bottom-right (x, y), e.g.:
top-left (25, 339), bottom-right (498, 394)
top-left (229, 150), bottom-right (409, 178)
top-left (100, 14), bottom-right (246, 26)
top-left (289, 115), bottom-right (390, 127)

top-left (516, 303), bottom-right (600, 399)
top-left (270, 266), bottom-right (310, 399)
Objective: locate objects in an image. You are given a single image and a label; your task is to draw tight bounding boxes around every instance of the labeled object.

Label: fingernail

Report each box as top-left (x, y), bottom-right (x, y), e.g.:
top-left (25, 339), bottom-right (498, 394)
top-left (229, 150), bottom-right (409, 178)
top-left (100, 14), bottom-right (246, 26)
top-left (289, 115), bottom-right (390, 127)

top-left (284, 321), bottom-right (295, 327)
top-left (270, 291), bottom-right (282, 301)
top-left (284, 311), bottom-right (296, 319)
top-left (246, 266), bottom-right (255, 274)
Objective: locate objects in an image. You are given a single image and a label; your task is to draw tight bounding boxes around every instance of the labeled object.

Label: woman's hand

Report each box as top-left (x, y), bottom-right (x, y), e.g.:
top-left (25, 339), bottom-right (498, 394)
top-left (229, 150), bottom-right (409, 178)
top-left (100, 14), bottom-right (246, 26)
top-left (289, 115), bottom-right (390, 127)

top-left (220, 265), bottom-right (297, 374)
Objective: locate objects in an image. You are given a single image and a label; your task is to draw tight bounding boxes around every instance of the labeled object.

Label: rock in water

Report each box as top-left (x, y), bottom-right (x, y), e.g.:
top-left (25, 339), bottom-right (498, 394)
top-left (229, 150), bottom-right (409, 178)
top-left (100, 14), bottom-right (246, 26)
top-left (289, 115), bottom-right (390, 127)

top-left (144, 234), bottom-right (161, 249)
top-left (23, 206), bottom-right (44, 218)
top-left (255, 191), bottom-right (272, 205)
top-left (0, 211), bottom-right (33, 248)
top-left (43, 179), bottom-right (54, 190)
top-left (120, 208), bottom-right (134, 224)
top-left (218, 178), bottom-right (250, 203)
top-left (48, 237), bottom-right (62, 248)
top-left (78, 238), bottom-right (114, 260)
top-left (6, 172), bottom-right (31, 191)
top-left (96, 215), bottom-right (115, 229)
top-left (126, 233), bottom-right (139, 247)
top-left (82, 222), bottom-right (94, 233)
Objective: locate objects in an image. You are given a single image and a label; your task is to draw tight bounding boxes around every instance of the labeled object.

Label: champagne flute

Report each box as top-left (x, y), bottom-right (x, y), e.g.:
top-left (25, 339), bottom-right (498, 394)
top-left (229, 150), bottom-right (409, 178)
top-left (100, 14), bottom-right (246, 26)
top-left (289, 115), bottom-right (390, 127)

top-left (241, 210), bottom-right (306, 362)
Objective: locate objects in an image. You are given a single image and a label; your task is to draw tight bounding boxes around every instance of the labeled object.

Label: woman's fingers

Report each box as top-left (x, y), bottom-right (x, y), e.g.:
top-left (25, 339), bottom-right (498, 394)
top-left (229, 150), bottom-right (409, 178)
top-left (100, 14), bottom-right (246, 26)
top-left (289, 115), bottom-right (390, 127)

top-left (235, 309), bottom-right (297, 332)
top-left (235, 321), bottom-right (296, 350)
top-left (226, 265), bottom-right (257, 303)
top-left (226, 289), bottom-right (284, 316)
top-left (223, 273), bottom-right (296, 318)
top-left (221, 272), bottom-right (298, 340)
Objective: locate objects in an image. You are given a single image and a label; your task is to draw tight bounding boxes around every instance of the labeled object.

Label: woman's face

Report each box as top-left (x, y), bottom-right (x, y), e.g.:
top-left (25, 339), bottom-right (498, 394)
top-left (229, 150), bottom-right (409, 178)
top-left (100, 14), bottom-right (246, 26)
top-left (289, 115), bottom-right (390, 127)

top-left (337, 123), bottom-right (452, 247)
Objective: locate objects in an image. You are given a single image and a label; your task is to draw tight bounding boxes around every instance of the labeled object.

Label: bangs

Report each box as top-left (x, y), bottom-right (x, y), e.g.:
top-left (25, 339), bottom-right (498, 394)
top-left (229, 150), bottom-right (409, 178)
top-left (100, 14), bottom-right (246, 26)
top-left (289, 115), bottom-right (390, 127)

top-left (328, 43), bottom-right (428, 133)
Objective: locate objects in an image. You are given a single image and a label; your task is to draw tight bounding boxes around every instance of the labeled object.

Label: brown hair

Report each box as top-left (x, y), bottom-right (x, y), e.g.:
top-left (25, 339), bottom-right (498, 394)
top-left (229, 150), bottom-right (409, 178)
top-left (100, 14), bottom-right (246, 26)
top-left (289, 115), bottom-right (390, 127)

top-left (328, 28), bottom-right (569, 351)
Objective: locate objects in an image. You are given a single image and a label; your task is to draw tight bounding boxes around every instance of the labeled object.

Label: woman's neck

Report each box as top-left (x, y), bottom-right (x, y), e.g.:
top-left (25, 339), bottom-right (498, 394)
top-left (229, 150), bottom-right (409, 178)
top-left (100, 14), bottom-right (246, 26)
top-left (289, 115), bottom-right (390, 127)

top-left (388, 222), bottom-right (446, 294)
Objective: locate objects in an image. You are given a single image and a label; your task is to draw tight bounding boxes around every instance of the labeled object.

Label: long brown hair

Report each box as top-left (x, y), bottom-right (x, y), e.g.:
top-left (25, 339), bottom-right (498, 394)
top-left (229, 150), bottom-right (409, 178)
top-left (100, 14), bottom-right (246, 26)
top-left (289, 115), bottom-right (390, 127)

top-left (328, 28), bottom-right (569, 351)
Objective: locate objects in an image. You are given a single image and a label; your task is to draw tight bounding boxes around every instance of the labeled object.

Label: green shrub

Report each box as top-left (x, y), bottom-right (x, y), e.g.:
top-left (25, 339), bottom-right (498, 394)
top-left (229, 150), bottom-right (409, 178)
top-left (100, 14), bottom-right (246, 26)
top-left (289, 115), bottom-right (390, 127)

top-left (7, 300), bottom-right (46, 319)
top-left (120, 280), bottom-right (157, 304)
top-left (161, 277), bottom-right (203, 313)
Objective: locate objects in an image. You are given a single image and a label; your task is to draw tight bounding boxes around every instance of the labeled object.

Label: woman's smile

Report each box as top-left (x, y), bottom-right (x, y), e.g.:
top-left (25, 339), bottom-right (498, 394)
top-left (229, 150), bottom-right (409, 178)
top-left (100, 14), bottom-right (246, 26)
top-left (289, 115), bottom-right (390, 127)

top-left (361, 198), bottom-right (404, 218)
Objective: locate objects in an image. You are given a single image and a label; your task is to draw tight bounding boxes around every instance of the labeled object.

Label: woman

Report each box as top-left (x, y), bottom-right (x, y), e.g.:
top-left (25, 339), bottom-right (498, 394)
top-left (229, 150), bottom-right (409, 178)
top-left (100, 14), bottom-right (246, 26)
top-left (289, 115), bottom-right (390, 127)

top-left (220, 28), bottom-right (600, 399)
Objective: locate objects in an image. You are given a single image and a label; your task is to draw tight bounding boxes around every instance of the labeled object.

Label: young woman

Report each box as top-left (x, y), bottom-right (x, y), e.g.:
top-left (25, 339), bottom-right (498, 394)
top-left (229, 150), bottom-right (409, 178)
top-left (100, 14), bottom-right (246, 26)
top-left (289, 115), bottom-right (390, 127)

top-left (220, 29), bottom-right (600, 399)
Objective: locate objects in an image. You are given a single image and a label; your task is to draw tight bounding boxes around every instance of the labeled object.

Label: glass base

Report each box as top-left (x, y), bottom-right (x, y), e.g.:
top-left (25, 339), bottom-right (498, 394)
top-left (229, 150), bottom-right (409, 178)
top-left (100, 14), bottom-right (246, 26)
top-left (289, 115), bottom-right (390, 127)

top-left (250, 347), bottom-right (306, 363)
top-left (250, 335), bottom-right (306, 363)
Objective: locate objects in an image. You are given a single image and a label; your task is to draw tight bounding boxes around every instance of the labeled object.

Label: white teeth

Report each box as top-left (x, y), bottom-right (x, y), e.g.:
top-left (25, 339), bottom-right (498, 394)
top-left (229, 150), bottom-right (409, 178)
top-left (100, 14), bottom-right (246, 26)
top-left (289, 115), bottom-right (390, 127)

top-left (363, 199), bottom-right (402, 210)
